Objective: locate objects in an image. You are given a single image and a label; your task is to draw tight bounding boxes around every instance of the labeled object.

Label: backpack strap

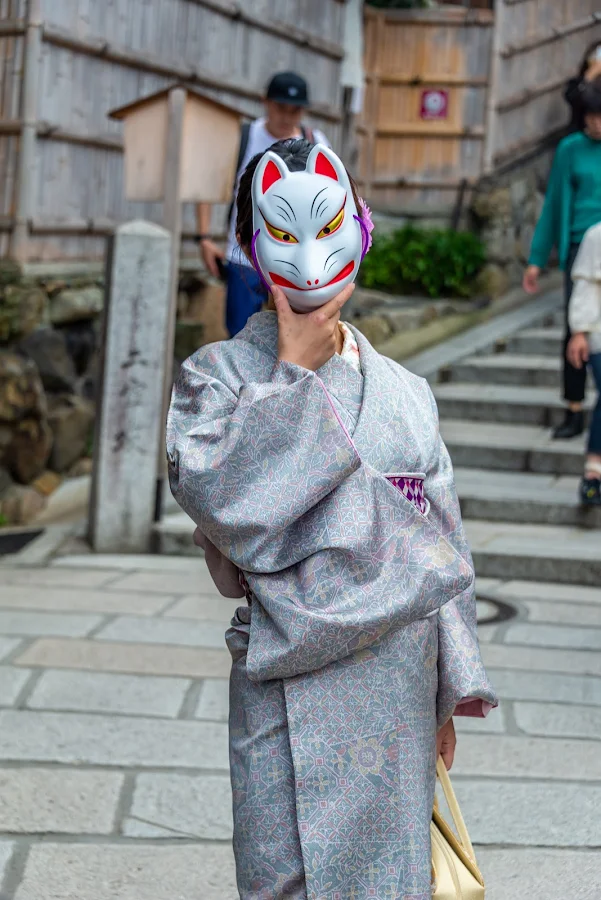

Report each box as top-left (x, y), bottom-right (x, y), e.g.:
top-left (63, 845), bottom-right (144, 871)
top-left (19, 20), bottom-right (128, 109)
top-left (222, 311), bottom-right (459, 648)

top-left (228, 121), bottom-right (253, 226)
top-left (235, 121), bottom-right (252, 177)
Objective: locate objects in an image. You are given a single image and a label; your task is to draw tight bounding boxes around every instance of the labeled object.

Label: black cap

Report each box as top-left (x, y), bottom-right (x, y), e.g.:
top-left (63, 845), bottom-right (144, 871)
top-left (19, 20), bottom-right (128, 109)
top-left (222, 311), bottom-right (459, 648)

top-left (265, 71), bottom-right (309, 107)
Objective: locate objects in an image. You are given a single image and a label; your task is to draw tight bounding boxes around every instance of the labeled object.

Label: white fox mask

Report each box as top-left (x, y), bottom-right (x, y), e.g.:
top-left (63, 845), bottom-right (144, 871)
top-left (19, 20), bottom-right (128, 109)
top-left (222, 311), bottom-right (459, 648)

top-left (250, 144), bottom-right (365, 312)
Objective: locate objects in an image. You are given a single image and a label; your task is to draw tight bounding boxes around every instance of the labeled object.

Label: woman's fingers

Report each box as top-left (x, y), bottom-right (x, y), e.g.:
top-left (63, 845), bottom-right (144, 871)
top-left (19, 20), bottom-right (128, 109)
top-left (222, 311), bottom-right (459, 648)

top-left (270, 284), bottom-right (293, 319)
top-left (321, 283), bottom-right (356, 319)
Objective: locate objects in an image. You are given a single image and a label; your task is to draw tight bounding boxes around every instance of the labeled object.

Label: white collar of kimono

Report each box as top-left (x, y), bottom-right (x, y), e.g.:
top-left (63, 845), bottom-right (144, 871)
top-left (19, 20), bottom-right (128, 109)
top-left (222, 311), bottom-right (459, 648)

top-left (251, 144), bottom-right (368, 312)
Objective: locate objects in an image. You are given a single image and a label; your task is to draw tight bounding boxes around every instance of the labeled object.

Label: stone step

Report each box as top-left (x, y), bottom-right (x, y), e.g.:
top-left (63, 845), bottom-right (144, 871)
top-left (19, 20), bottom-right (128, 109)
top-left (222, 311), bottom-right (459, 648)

top-left (454, 467), bottom-right (601, 528)
top-left (152, 512), bottom-right (197, 556)
top-left (441, 420), bottom-right (585, 475)
top-left (465, 519), bottom-right (601, 586)
top-left (434, 383), bottom-right (593, 428)
top-left (450, 354), bottom-right (566, 388)
top-left (506, 327), bottom-right (563, 357)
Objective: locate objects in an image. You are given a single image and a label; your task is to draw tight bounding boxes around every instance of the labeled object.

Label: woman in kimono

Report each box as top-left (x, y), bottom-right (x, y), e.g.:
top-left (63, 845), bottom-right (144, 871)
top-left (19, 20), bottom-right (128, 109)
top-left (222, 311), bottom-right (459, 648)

top-left (167, 139), bottom-right (497, 900)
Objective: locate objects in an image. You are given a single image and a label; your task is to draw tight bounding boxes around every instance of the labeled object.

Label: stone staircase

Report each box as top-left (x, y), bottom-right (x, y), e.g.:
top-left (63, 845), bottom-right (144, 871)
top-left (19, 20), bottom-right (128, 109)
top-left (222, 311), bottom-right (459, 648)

top-left (435, 318), bottom-right (601, 586)
top-left (157, 292), bottom-right (600, 586)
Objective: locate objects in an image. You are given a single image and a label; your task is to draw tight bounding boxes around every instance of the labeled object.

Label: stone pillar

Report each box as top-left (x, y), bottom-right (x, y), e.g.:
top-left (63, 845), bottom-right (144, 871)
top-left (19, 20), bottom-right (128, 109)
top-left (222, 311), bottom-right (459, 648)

top-left (89, 220), bottom-right (172, 553)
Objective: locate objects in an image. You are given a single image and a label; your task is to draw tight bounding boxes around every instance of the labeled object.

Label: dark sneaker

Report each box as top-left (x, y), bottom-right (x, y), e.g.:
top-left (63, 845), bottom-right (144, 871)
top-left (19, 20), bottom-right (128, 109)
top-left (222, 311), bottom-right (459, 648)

top-left (553, 410), bottom-right (584, 440)
top-left (580, 477), bottom-right (601, 506)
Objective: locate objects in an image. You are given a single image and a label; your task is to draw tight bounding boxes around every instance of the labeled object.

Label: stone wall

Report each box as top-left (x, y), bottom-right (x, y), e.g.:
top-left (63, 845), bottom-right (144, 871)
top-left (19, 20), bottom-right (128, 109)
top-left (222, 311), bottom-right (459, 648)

top-left (468, 147), bottom-right (554, 297)
top-left (0, 260), bottom-right (225, 526)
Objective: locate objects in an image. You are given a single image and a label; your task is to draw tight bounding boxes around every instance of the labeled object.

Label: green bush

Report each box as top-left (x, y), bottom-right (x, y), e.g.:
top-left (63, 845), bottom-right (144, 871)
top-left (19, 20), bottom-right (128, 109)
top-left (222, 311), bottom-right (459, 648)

top-left (359, 225), bottom-right (486, 298)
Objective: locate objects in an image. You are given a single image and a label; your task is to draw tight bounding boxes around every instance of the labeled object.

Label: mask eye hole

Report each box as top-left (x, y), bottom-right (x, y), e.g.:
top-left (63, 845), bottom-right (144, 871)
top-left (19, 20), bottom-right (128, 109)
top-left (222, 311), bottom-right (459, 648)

top-left (317, 202), bottom-right (345, 239)
top-left (263, 217), bottom-right (298, 244)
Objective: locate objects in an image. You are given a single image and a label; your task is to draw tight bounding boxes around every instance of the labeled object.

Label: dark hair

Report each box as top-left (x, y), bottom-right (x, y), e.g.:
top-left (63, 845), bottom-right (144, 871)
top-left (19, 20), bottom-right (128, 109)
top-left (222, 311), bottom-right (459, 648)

top-left (235, 138), bottom-right (361, 254)
top-left (581, 75), bottom-right (601, 116)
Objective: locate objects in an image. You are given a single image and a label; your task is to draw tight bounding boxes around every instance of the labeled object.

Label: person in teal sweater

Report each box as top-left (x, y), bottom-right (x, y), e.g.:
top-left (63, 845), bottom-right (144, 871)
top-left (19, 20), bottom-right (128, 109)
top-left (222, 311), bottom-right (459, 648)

top-left (524, 80), bottom-right (601, 439)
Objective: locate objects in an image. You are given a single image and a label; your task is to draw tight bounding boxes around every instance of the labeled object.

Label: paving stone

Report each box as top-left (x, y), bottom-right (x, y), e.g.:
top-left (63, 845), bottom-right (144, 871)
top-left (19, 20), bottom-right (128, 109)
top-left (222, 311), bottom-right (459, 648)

top-left (52, 554), bottom-right (209, 572)
top-left (95, 616), bottom-right (227, 649)
top-left (13, 843), bottom-right (237, 900)
top-left (477, 847), bottom-right (601, 900)
top-left (27, 670), bottom-right (191, 717)
top-left (1, 567), bottom-right (113, 588)
top-left (194, 679), bottom-right (229, 722)
top-left (164, 593), bottom-right (242, 623)
top-left (0, 637), bottom-right (21, 662)
top-left (454, 733), bottom-right (601, 781)
top-left (475, 578), bottom-right (503, 594)
top-left (0, 610), bottom-right (102, 638)
top-left (454, 780), bottom-right (601, 846)
top-left (0, 585), bottom-right (173, 616)
top-left (0, 840), bottom-right (14, 882)
top-left (0, 767), bottom-right (123, 834)
top-left (0, 710), bottom-right (229, 769)
top-left (482, 642), bottom-right (601, 677)
top-left (101, 569), bottom-right (218, 596)
top-left (0, 666), bottom-right (31, 706)
top-left (524, 600), bottom-right (601, 627)
top-left (15, 638), bottom-right (231, 679)
top-left (514, 701), bottom-right (601, 740)
top-left (454, 704), bottom-right (505, 735)
top-left (497, 579), bottom-right (601, 606)
top-left (489, 667), bottom-right (601, 706)
top-left (504, 622), bottom-right (601, 651)
top-left (123, 773), bottom-right (232, 838)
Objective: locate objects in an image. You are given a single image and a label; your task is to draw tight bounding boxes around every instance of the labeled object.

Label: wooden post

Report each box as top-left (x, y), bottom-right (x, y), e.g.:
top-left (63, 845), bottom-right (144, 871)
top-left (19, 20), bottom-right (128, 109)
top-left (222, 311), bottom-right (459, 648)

top-left (89, 221), bottom-right (172, 554)
top-left (12, 0), bottom-right (41, 262)
top-left (155, 86), bottom-right (186, 521)
top-left (483, 0), bottom-right (505, 174)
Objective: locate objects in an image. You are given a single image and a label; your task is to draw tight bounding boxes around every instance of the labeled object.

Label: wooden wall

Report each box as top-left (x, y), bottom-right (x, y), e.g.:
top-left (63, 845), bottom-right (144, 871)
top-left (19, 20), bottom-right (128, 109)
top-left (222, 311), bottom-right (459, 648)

top-left (0, 0), bottom-right (27, 257)
top-left (1, 0), bottom-right (346, 262)
top-left (360, 5), bottom-right (494, 217)
top-left (360, 2), bottom-right (601, 218)
top-left (486, 0), bottom-right (601, 168)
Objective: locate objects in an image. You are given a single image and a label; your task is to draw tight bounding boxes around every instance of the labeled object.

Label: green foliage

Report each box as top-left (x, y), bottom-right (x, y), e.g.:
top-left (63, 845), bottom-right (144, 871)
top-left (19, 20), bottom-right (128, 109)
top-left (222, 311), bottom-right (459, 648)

top-left (359, 225), bottom-right (486, 299)
top-left (0, 514), bottom-right (7, 528)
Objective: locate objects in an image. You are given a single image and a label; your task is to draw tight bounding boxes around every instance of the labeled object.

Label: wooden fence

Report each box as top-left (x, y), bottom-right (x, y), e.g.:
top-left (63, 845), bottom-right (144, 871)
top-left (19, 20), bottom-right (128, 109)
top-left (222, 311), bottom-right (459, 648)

top-left (360, 1), bottom-right (601, 217)
top-left (488, 0), bottom-right (601, 167)
top-left (0, 0), bottom-right (346, 262)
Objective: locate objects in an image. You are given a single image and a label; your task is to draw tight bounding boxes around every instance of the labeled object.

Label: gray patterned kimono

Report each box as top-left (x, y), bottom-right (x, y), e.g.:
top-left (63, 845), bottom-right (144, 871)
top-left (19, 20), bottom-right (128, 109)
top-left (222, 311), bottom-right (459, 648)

top-left (167, 311), bottom-right (497, 900)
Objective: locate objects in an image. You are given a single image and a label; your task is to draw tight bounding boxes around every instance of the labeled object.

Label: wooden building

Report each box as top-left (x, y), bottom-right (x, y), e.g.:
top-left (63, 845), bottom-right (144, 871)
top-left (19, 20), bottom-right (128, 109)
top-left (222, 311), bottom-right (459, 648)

top-left (0, 0), bottom-right (347, 262)
top-left (360, 0), bottom-right (601, 216)
top-left (2, 0), bottom-right (601, 261)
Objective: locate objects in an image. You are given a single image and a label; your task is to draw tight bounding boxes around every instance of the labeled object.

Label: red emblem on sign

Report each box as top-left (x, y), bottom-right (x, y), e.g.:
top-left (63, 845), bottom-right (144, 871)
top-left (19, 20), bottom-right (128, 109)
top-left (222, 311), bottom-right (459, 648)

top-left (420, 89), bottom-right (449, 120)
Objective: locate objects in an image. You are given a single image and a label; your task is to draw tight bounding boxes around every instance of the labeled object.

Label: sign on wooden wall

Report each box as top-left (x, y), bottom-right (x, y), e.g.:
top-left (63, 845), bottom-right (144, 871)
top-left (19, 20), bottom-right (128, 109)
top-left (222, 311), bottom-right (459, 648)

top-left (420, 90), bottom-right (449, 121)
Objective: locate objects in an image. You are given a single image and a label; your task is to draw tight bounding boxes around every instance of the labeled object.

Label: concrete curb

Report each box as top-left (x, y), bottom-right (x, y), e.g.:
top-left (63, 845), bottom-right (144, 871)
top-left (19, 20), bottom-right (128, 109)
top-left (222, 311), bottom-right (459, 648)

top-left (374, 273), bottom-right (562, 376)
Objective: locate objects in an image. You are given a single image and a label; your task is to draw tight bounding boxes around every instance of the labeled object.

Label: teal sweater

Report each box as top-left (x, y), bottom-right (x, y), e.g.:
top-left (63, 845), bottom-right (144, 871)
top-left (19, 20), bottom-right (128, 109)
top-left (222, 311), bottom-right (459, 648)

top-left (529, 131), bottom-right (601, 270)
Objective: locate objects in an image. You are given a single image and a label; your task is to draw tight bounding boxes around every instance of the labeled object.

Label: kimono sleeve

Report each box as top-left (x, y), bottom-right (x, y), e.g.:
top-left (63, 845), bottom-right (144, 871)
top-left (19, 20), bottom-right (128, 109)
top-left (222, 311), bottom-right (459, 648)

top-left (423, 385), bottom-right (498, 726)
top-left (166, 350), bottom-right (361, 573)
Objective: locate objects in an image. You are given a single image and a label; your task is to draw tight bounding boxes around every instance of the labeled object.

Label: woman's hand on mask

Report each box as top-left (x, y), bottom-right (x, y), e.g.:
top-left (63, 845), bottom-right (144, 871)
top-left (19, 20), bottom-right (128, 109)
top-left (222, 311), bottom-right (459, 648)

top-left (273, 282), bottom-right (355, 372)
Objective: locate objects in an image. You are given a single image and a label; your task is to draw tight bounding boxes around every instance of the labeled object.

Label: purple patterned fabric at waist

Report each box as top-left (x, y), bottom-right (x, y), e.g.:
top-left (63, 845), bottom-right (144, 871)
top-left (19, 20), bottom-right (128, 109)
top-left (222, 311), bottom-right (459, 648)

top-left (387, 474), bottom-right (428, 516)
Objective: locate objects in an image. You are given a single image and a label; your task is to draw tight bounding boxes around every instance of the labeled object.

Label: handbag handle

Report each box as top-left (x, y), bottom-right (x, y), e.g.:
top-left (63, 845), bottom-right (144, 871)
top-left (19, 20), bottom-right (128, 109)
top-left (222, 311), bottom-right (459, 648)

top-left (436, 756), bottom-right (477, 862)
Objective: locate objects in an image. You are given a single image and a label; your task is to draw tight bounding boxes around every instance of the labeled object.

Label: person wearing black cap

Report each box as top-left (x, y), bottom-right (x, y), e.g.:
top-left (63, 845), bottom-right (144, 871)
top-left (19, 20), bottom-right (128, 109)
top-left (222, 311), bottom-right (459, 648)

top-left (195, 72), bottom-right (329, 336)
top-left (524, 76), bottom-right (601, 439)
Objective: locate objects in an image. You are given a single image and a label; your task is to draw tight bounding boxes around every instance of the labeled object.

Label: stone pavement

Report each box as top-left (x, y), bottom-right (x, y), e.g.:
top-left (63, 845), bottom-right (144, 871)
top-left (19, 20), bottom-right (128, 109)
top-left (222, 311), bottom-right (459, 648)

top-left (0, 553), bottom-right (600, 899)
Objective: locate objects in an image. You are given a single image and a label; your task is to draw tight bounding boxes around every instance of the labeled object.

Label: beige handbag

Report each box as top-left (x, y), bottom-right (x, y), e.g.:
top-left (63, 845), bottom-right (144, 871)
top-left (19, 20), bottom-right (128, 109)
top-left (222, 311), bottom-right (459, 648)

top-left (431, 757), bottom-right (485, 899)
